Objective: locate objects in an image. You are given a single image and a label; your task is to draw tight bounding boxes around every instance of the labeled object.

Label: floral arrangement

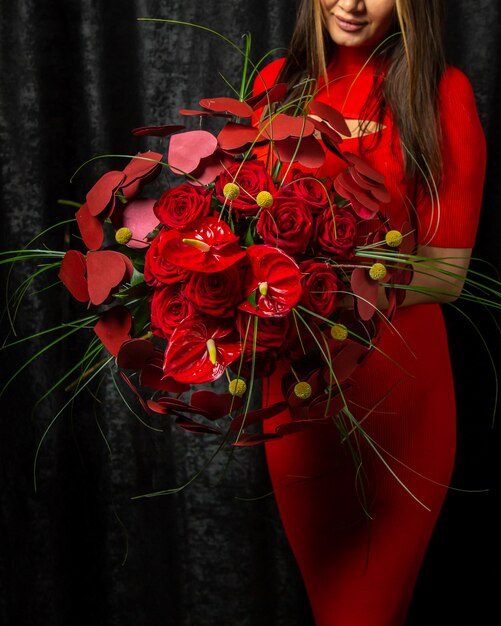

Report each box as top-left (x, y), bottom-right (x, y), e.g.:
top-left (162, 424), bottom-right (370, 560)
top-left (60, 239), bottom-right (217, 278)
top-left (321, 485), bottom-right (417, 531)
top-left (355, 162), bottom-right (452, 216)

top-left (2, 25), bottom-right (498, 495)
top-left (55, 73), bottom-right (413, 443)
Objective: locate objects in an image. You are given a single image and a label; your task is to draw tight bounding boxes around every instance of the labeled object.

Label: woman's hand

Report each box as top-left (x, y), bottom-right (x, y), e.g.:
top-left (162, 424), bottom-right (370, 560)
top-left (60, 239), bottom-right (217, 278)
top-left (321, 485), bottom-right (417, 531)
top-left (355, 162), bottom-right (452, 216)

top-left (377, 245), bottom-right (473, 308)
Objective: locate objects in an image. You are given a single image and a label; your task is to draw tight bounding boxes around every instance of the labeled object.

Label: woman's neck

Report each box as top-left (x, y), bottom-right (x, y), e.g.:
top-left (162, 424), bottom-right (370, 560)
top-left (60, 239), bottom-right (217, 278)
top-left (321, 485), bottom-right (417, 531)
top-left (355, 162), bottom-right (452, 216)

top-left (330, 43), bottom-right (381, 75)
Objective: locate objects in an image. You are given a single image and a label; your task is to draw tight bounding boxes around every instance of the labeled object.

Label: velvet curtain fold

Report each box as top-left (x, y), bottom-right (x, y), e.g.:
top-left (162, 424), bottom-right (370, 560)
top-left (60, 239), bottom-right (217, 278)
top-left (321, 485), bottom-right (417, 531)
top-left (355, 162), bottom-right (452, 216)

top-left (1, 1), bottom-right (499, 624)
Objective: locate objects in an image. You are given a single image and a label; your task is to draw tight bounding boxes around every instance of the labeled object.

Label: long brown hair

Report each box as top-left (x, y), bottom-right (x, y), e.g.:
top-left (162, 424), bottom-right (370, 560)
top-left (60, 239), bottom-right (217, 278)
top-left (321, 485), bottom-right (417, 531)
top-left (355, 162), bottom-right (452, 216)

top-left (277, 0), bottom-right (446, 181)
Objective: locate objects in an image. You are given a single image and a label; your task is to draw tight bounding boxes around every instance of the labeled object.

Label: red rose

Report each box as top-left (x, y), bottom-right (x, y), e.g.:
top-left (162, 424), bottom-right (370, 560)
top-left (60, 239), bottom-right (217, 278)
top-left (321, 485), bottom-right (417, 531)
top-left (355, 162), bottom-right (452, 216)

top-left (299, 259), bottom-right (344, 318)
top-left (182, 265), bottom-right (243, 318)
top-left (154, 184), bottom-right (212, 230)
top-left (144, 228), bottom-right (191, 286)
top-left (237, 311), bottom-right (291, 354)
top-left (256, 191), bottom-right (313, 255)
top-left (314, 207), bottom-right (357, 257)
top-left (215, 160), bottom-right (275, 216)
top-left (282, 168), bottom-right (331, 214)
top-left (150, 285), bottom-right (196, 338)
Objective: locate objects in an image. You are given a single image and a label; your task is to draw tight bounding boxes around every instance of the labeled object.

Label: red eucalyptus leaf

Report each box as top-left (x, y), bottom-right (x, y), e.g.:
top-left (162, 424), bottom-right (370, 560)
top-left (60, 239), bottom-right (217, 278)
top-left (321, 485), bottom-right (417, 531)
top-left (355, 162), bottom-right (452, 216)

top-left (175, 416), bottom-right (223, 435)
top-left (309, 100), bottom-right (351, 136)
top-left (275, 419), bottom-right (330, 437)
top-left (307, 392), bottom-right (349, 420)
top-left (122, 151), bottom-right (163, 184)
top-left (140, 361), bottom-right (191, 393)
top-left (232, 432), bottom-right (283, 447)
top-left (190, 391), bottom-right (243, 420)
top-left (86, 250), bottom-right (130, 305)
top-left (351, 267), bottom-right (380, 321)
top-left (246, 82), bottom-right (287, 110)
top-left (217, 123), bottom-right (261, 151)
top-left (230, 401), bottom-right (289, 432)
top-left (86, 170), bottom-right (125, 217)
top-left (308, 117), bottom-right (343, 145)
top-left (189, 151), bottom-right (234, 186)
top-left (147, 397), bottom-right (208, 416)
top-left (168, 130), bottom-right (218, 175)
top-left (75, 202), bottom-right (104, 251)
top-left (335, 172), bottom-right (381, 213)
top-left (131, 124), bottom-right (185, 137)
top-left (274, 135), bottom-right (326, 168)
top-left (178, 109), bottom-right (232, 118)
top-left (259, 113), bottom-right (314, 141)
top-left (94, 306), bottom-right (132, 357)
top-left (199, 97), bottom-right (253, 118)
top-left (349, 167), bottom-right (383, 190)
top-left (119, 371), bottom-right (151, 414)
top-left (325, 340), bottom-right (369, 383)
top-left (59, 250), bottom-right (89, 302)
top-left (344, 152), bottom-right (385, 184)
top-left (117, 338), bottom-right (156, 369)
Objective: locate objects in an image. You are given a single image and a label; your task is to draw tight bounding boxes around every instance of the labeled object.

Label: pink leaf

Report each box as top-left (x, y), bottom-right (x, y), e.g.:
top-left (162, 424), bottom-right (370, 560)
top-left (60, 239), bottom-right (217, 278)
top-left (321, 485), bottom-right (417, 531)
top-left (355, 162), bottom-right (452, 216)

top-left (117, 198), bottom-right (159, 249)
top-left (168, 130), bottom-right (218, 175)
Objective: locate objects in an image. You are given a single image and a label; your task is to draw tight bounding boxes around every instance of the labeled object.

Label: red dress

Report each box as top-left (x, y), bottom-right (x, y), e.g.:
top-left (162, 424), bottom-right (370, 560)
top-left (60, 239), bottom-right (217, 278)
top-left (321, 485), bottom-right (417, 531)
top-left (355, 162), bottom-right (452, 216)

top-left (256, 47), bottom-right (486, 626)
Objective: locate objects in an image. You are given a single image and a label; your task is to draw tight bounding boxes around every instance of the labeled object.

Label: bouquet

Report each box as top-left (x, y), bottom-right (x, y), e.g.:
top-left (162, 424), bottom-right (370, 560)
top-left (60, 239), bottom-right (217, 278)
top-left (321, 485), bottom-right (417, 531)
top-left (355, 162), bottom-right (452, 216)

top-left (2, 25), bottom-right (498, 498)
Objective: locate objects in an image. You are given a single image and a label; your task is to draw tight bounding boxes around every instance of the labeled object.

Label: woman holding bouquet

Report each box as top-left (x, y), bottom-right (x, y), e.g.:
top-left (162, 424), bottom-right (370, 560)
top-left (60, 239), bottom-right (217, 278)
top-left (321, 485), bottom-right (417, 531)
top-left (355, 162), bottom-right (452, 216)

top-left (256, 1), bottom-right (486, 624)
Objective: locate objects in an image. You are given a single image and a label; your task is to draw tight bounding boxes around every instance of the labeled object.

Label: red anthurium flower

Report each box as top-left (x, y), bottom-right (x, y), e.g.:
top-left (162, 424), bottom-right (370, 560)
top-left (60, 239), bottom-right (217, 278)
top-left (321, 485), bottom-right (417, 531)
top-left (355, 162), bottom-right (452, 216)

top-left (163, 317), bottom-right (242, 384)
top-left (160, 216), bottom-right (246, 273)
top-left (239, 245), bottom-right (302, 318)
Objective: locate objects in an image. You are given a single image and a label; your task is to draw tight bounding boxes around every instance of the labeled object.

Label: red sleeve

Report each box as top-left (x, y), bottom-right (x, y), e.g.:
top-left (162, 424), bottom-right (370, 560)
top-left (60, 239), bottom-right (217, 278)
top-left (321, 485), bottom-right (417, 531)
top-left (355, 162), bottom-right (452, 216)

top-left (417, 66), bottom-right (486, 248)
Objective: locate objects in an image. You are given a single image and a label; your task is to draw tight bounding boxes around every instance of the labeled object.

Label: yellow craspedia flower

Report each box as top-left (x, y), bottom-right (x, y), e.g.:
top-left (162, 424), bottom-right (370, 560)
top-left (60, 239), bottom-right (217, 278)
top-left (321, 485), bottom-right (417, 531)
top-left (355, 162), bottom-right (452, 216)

top-left (256, 190), bottom-right (273, 209)
top-left (330, 323), bottom-right (348, 341)
top-left (294, 381), bottom-right (312, 400)
top-left (223, 182), bottom-right (240, 200)
top-left (228, 378), bottom-right (247, 397)
top-left (385, 229), bottom-right (403, 247)
top-left (369, 262), bottom-right (387, 281)
top-left (115, 227), bottom-right (132, 245)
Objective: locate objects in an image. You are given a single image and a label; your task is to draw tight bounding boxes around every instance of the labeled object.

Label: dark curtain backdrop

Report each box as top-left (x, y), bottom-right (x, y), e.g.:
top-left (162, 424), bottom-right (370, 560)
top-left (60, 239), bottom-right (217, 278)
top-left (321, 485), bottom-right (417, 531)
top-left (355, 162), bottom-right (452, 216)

top-left (0, 1), bottom-right (499, 625)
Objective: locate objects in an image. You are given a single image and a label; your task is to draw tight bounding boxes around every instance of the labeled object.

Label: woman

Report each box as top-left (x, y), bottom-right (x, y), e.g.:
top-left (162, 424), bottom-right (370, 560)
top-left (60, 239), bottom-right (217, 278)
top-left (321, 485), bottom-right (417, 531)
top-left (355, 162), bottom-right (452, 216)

top-left (256, 1), bottom-right (487, 624)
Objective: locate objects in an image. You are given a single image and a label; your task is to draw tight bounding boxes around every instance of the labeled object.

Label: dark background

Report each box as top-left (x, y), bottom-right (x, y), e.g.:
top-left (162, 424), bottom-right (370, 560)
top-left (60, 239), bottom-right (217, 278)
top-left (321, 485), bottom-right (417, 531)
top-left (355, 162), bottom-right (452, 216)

top-left (0, 1), bottom-right (499, 625)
